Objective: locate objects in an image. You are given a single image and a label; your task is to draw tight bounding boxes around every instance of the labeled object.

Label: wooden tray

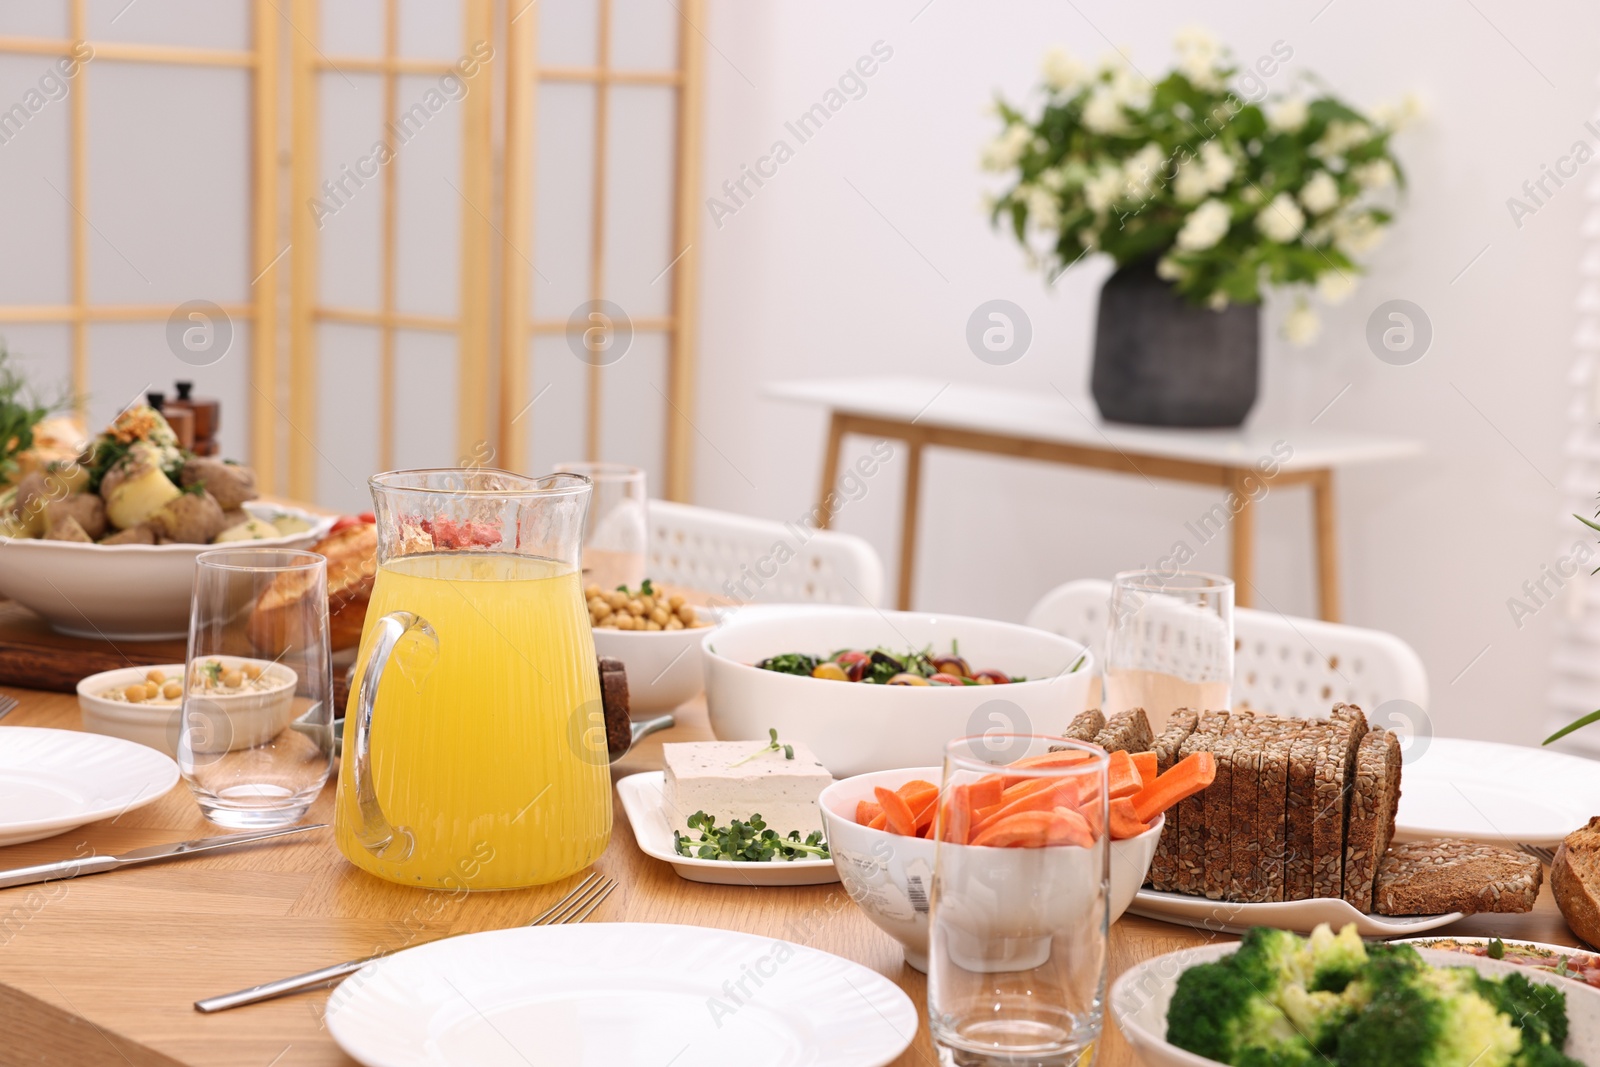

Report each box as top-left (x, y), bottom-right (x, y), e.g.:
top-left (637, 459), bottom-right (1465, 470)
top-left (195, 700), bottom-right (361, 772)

top-left (0, 601), bottom-right (187, 692)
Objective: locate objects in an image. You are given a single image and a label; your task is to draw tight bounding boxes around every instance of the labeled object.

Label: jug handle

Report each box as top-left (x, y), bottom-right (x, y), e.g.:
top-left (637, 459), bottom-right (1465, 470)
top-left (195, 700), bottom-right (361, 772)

top-left (350, 610), bottom-right (438, 861)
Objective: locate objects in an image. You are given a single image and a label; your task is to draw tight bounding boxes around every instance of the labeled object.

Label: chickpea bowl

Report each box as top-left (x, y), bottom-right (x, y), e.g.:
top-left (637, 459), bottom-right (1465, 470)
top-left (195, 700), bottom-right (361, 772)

top-left (586, 580), bottom-right (720, 714)
top-left (76, 659), bottom-right (299, 758)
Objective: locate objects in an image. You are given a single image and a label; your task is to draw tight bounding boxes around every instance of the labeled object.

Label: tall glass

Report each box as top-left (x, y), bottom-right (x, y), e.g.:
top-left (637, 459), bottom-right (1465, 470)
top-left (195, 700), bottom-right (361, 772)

top-left (333, 469), bottom-right (609, 890)
top-left (180, 549), bottom-right (335, 829)
top-left (929, 735), bottom-right (1110, 1065)
top-left (1104, 570), bottom-right (1234, 733)
top-left (551, 461), bottom-right (647, 592)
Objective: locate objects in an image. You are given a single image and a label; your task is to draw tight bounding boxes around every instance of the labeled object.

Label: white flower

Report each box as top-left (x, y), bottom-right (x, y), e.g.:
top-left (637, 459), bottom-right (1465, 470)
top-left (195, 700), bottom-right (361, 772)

top-left (1176, 199), bottom-right (1232, 251)
top-left (1284, 301), bottom-right (1321, 345)
top-left (1042, 47), bottom-right (1088, 95)
top-left (1156, 256), bottom-right (1186, 281)
top-left (1109, 66), bottom-right (1151, 111)
top-left (1352, 158), bottom-right (1396, 190)
top-left (1207, 291), bottom-right (1230, 310)
top-left (1040, 166), bottom-right (1069, 192)
top-left (1316, 270), bottom-right (1356, 304)
top-left (1078, 227), bottom-right (1100, 250)
top-left (1267, 97), bottom-right (1308, 133)
top-left (980, 124), bottom-right (1031, 172)
top-left (1241, 185), bottom-right (1264, 205)
top-left (1174, 161), bottom-right (1213, 204)
top-left (1256, 193), bottom-right (1305, 243)
top-left (1371, 92), bottom-right (1424, 131)
top-left (1298, 171), bottom-right (1340, 215)
top-left (1332, 212), bottom-right (1386, 255)
top-left (1200, 140), bottom-right (1235, 187)
top-left (1083, 163), bottom-right (1125, 212)
top-left (1174, 141), bottom-right (1234, 204)
top-left (1024, 185), bottom-right (1061, 229)
top-left (1313, 120), bottom-right (1371, 161)
top-left (1082, 86), bottom-right (1129, 134)
top-left (1123, 143), bottom-right (1166, 201)
top-left (1174, 27), bottom-right (1224, 91)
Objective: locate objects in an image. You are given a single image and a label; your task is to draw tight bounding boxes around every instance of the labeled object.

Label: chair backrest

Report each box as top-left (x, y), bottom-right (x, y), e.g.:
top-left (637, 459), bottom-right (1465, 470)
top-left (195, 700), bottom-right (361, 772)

top-left (1025, 578), bottom-right (1429, 718)
top-left (647, 499), bottom-right (886, 607)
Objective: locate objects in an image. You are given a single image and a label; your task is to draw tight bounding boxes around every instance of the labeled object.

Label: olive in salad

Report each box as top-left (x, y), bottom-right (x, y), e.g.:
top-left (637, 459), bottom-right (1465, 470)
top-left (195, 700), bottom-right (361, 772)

top-left (756, 644), bottom-right (1023, 686)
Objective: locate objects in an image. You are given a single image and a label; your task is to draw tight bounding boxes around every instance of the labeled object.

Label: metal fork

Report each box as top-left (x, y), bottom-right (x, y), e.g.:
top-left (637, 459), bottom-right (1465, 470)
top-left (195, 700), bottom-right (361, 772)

top-left (194, 871), bottom-right (617, 1013)
top-left (1518, 843), bottom-right (1556, 865)
top-left (0, 694), bottom-right (20, 722)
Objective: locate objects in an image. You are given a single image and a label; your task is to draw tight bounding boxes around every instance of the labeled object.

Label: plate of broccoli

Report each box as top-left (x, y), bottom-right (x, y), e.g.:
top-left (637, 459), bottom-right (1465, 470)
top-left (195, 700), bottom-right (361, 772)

top-left (1112, 923), bottom-right (1600, 1067)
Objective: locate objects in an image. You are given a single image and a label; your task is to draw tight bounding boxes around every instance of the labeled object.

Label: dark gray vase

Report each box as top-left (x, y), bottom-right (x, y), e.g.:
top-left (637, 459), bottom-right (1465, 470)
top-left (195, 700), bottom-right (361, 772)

top-left (1090, 258), bottom-right (1260, 428)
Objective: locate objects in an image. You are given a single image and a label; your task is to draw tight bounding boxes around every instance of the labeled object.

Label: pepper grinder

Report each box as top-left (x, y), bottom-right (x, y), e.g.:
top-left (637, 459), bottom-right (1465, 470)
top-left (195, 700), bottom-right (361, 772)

top-left (145, 390), bottom-right (196, 452)
top-left (169, 381), bottom-right (221, 457)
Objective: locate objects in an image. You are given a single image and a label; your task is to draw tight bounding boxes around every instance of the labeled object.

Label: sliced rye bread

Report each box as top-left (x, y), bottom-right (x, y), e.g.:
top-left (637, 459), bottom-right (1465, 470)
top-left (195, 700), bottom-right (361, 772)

top-left (1202, 734), bottom-right (1239, 900)
top-left (1061, 709), bottom-right (1106, 745)
top-left (1259, 732), bottom-right (1298, 902)
top-left (1328, 704), bottom-right (1370, 900)
top-left (1285, 725), bottom-right (1321, 900)
top-left (1172, 711), bottom-right (1229, 895)
top-left (1146, 710), bottom-right (1200, 892)
top-left (1308, 709), bottom-right (1368, 899)
top-left (1095, 708), bottom-right (1154, 753)
top-left (1374, 838), bottom-right (1542, 916)
top-left (1227, 737), bottom-right (1263, 902)
top-left (1342, 728), bottom-right (1402, 911)
top-left (1552, 817), bottom-right (1600, 949)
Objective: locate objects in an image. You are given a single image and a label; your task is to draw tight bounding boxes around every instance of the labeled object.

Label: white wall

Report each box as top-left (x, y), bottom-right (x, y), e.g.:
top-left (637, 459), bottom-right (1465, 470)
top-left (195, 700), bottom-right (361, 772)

top-left (689, 0), bottom-right (1600, 745)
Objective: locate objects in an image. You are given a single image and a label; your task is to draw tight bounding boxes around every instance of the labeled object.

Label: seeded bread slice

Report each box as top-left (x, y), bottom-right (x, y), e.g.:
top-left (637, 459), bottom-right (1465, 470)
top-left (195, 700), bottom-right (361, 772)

top-left (1172, 712), bottom-right (1228, 895)
top-left (1258, 732), bottom-right (1297, 902)
top-left (1061, 709), bottom-right (1106, 745)
top-left (1374, 838), bottom-right (1542, 916)
top-left (1552, 817), bottom-right (1600, 949)
top-left (1342, 728), bottom-right (1402, 911)
top-left (1202, 734), bottom-right (1239, 900)
top-left (1227, 737), bottom-right (1263, 902)
top-left (1284, 726), bottom-right (1321, 901)
top-left (1146, 710), bottom-right (1200, 891)
top-left (1095, 708), bottom-right (1154, 753)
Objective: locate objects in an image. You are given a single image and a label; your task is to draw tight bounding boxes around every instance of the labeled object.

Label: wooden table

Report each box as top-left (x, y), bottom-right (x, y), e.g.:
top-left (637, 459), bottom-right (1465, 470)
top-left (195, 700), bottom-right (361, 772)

top-left (0, 688), bottom-right (1579, 1066)
top-left (767, 377), bottom-right (1422, 621)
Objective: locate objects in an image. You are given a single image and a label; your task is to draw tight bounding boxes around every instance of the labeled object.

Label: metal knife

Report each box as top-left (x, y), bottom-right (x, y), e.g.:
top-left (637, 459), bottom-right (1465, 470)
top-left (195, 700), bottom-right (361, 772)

top-left (0, 823), bottom-right (327, 891)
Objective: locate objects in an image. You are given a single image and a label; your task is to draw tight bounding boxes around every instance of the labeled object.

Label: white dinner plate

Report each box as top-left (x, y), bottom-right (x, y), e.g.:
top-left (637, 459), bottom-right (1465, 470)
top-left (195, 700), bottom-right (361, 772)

top-left (0, 726), bottom-right (179, 846)
top-left (1128, 888), bottom-right (1463, 938)
top-left (325, 922), bottom-right (917, 1067)
top-left (1396, 736), bottom-right (1600, 847)
top-left (615, 771), bottom-right (839, 886)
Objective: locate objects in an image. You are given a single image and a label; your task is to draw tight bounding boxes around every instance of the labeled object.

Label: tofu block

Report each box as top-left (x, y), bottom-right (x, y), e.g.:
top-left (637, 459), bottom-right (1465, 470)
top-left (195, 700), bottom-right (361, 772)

top-left (661, 740), bottom-right (834, 839)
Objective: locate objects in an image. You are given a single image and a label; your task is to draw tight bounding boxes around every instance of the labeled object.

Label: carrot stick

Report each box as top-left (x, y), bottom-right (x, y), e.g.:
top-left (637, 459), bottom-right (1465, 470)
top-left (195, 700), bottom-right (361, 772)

top-left (875, 786), bottom-right (917, 836)
top-left (1107, 750), bottom-right (1142, 799)
top-left (1001, 750), bottom-right (1095, 788)
top-left (1051, 805), bottom-right (1094, 847)
top-left (912, 795), bottom-right (938, 833)
top-left (1109, 796), bottom-right (1155, 840)
top-left (1073, 796), bottom-right (1104, 840)
top-left (939, 784), bottom-right (972, 844)
top-left (972, 811), bottom-right (1063, 848)
top-left (869, 810), bottom-right (888, 831)
top-left (968, 775), bottom-right (1005, 809)
top-left (897, 783), bottom-right (938, 812)
top-left (971, 782), bottom-right (1077, 835)
top-left (1001, 776), bottom-right (1067, 804)
top-left (856, 800), bottom-right (882, 826)
top-left (1131, 751), bottom-right (1217, 825)
top-left (1131, 751), bottom-right (1158, 787)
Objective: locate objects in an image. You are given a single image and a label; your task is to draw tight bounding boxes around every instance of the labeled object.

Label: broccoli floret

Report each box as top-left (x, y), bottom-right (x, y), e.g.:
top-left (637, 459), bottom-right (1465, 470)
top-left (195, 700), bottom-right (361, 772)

top-left (1338, 959), bottom-right (1523, 1067)
top-left (1475, 972), bottom-right (1570, 1053)
top-left (1167, 957), bottom-right (1319, 1066)
top-left (1306, 921), bottom-right (1369, 993)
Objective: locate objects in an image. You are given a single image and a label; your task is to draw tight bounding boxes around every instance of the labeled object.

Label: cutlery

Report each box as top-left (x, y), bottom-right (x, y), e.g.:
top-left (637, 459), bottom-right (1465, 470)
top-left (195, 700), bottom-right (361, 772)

top-left (0, 694), bottom-right (18, 722)
top-left (194, 870), bottom-right (617, 1013)
top-left (0, 823), bottom-right (325, 891)
top-left (1519, 842), bottom-right (1557, 866)
top-left (615, 713), bottom-right (675, 762)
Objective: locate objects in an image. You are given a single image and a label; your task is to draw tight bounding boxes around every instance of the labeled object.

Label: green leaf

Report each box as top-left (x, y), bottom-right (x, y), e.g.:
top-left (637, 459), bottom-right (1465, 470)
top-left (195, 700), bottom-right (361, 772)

top-left (1543, 708), bottom-right (1600, 745)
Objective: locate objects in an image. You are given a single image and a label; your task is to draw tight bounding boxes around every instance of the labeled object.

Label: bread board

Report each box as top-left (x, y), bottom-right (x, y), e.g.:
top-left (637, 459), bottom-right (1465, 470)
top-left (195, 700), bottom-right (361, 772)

top-left (0, 601), bottom-right (186, 692)
top-left (1128, 888), bottom-right (1463, 938)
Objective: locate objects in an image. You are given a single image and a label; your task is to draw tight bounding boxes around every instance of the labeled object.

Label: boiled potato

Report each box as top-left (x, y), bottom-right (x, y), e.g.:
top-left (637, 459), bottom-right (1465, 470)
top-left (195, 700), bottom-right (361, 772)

top-left (103, 449), bottom-right (182, 531)
top-left (214, 517), bottom-right (281, 542)
top-left (181, 457), bottom-right (259, 511)
top-left (43, 492), bottom-right (106, 541)
top-left (100, 525), bottom-right (156, 546)
top-left (147, 489), bottom-right (226, 544)
top-left (44, 515), bottom-right (92, 542)
top-left (272, 515), bottom-right (312, 535)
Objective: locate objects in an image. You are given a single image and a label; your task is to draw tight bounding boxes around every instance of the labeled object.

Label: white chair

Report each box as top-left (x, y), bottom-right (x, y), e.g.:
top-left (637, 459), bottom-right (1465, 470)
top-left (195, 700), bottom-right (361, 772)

top-left (1025, 578), bottom-right (1428, 718)
top-left (647, 499), bottom-right (886, 607)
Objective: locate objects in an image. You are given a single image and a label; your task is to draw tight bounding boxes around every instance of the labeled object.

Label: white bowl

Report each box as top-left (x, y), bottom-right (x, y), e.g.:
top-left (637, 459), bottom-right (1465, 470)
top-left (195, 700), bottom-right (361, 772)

top-left (819, 766), bottom-right (1162, 972)
top-left (702, 608), bottom-right (1093, 777)
top-left (77, 659), bottom-right (300, 757)
top-left (1112, 942), bottom-right (1600, 1067)
top-left (0, 504), bottom-right (335, 640)
top-left (591, 618), bottom-right (717, 714)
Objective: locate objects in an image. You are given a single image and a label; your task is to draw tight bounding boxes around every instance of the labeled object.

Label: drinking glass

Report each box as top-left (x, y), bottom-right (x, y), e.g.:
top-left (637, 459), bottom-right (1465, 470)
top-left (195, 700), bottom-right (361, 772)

top-left (552, 461), bottom-right (647, 591)
top-left (929, 735), bottom-right (1110, 1066)
top-left (179, 549), bottom-right (334, 829)
top-left (1104, 570), bottom-right (1234, 734)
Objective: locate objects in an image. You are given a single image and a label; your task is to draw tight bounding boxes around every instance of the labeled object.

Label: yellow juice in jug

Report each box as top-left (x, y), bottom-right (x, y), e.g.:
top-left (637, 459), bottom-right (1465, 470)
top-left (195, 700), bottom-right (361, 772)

top-left (333, 552), bottom-right (611, 889)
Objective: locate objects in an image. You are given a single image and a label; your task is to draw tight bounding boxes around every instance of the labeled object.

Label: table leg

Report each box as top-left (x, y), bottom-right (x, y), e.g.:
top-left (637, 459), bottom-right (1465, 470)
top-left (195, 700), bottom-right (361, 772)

top-left (814, 413), bottom-right (845, 529)
top-left (898, 441), bottom-right (923, 610)
top-left (1229, 469), bottom-right (1256, 610)
top-left (1311, 469), bottom-right (1341, 622)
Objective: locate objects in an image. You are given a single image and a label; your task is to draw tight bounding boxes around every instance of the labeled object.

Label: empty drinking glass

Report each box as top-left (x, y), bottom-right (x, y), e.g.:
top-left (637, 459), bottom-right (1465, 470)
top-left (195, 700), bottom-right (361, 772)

top-left (551, 461), bottom-right (648, 591)
top-left (179, 549), bottom-right (335, 828)
top-left (928, 735), bottom-right (1110, 1066)
top-left (1104, 570), bottom-right (1234, 734)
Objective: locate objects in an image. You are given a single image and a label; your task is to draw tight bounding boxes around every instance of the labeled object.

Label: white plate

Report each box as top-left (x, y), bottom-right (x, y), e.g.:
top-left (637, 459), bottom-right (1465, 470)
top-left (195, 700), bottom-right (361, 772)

top-left (0, 726), bottom-right (179, 846)
top-left (616, 771), bottom-right (839, 886)
top-left (325, 922), bottom-right (917, 1067)
top-left (1111, 941), bottom-right (1600, 1067)
top-left (1397, 736), bottom-right (1600, 847)
top-left (1128, 888), bottom-right (1463, 938)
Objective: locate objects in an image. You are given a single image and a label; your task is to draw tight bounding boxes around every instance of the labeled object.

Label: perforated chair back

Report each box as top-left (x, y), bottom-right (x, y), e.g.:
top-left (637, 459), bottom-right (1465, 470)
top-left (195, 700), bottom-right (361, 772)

top-left (647, 499), bottom-right (886, 607)
top-left (1025, 578), bottom-right (1428, 718)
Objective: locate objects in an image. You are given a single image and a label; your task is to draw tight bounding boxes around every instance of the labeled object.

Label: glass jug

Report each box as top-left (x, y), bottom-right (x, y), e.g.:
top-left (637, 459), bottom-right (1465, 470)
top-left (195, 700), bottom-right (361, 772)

top-left (333, 469), bottom-right (610, 889)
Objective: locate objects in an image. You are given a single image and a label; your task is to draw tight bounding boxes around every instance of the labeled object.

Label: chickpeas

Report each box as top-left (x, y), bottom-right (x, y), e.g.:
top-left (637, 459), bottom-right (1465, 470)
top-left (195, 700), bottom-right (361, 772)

top-left (242, 664), bottom-right (263, 680)
top-left (588, 580), bottom-right (714, 631)
top-left (145, 669), bottom-right (166, 686)
top-left (124, 683), bottom-right (150, 703)
top-left (221, 668), bottom-right (244, 689)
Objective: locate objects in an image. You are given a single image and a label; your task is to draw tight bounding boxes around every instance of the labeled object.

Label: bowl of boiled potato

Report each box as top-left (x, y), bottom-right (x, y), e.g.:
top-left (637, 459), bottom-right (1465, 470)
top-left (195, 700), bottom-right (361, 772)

top-left (587, 579), bottom-right (718, 713)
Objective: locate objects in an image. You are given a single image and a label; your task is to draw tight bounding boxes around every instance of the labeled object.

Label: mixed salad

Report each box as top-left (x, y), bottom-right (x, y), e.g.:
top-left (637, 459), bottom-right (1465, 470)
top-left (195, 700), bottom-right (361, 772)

top-left (755, 643), bottom-right (1036, 686)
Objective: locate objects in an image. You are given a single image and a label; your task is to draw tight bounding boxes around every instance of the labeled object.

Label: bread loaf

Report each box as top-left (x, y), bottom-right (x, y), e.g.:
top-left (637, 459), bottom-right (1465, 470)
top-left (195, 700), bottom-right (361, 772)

top-left (1552, 816), bottom-right (1600, 948)
top-left (1374, 838), bottom-right (1541, 916)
